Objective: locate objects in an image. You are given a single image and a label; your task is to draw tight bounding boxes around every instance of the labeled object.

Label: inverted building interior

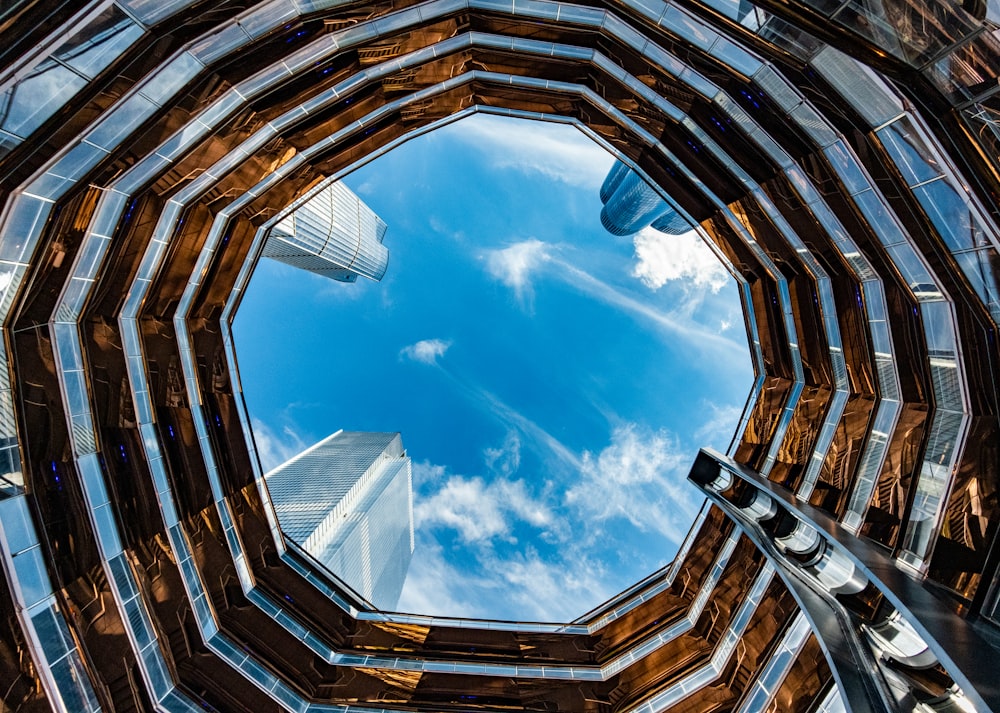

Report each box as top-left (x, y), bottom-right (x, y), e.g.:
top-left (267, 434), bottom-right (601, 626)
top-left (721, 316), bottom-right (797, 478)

top-left (0, 0), bottom-right (999, 711)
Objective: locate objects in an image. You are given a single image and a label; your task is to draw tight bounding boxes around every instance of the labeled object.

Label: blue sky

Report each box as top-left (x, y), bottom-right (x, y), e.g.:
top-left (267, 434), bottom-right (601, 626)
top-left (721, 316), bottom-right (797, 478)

top-left (233, 113), bottom-right (752, 621)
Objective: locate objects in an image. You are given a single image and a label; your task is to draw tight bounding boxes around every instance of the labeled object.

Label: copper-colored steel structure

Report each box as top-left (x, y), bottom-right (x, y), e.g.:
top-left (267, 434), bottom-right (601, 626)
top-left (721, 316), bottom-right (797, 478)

top-left (0, 0), bottom-right (998, 711)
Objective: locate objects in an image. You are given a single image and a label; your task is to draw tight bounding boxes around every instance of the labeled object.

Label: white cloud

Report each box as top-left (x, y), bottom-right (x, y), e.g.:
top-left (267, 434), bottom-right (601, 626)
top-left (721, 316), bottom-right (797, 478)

top-left (479, 389), bottom-right (582, 472)
top-left (396, 537), bottom-right (497, 616)
top-left (411, 460), bottom-right (447, 485)
top-left (250, 417), bottom-right (308, 472)
top-left (399, 338), bottom-right (451, 365)
top-left (565, 424), bottom-right (702, 545)
top-left (484, 430), bottom-right (521, 477)
top-left (478, 547), bottom-right (614, 622)
top-left (631, 227), bottom-right (730, 294)
top-left (414, 476), bottom-right (506, 542)
top-left (430, 368), bottom-right (581, 473)
top-left (451, 114), bottom-right (614, 190)
top-left (415, 474), bottom-right (554, 543)
top-left (580, 424), bottom-right (685, 487)
top-left (502, 481), bottom-right (554, 530)
top-left (484, 239), bottom-right (552, 307)
top-left (396, 535), bottom-right (612, 621)
top-left (483, 237), bottom-right (746, 366)
top-left (399, 424), bottom-right (717, 621)
top-left (693, 401), bottom-right (745, 452)
top-left (551, 258), bottom-right (748, 363)
top-left (314, 274), bottom-right (376, 302)
top-left (353, 179), bottom-right (375, 196)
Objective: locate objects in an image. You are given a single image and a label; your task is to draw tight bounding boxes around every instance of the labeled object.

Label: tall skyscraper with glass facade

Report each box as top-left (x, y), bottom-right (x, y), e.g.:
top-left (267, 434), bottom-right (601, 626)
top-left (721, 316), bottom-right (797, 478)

top-left (0, 0), bottom-right (999, 711)
top-left (265, 431), bottom-right (414, 610)
top-left (599, 160), bottom-right (690, 236)
top-left (262, 181), bottom-right (389, 282)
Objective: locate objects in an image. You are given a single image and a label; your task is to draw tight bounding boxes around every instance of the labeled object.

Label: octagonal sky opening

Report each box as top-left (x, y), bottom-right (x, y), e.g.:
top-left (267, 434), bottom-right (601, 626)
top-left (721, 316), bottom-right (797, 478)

top-left (232, 112), bottom-right (754, 622)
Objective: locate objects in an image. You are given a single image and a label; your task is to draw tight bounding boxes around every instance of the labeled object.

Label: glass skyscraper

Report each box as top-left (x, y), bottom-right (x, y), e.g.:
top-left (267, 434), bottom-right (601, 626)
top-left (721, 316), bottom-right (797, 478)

top-left (262, 181), bottom-right (389, 282)
top-left (0, 0), bottom-right (998, 711)
top-left (264, 431), bottom-right (414, 610)
top-left (599, 160), bottom-right (691, 236)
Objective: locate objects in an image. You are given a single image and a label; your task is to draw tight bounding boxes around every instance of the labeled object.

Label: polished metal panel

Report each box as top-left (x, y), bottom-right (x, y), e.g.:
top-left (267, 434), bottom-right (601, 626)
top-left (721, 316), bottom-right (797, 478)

top-left (0, 0), bottom-right (997, 710)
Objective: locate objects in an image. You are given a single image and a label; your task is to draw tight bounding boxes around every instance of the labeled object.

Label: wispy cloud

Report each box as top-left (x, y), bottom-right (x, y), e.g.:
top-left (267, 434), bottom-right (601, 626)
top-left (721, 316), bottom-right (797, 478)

top-left (451, 114), bottom-right (614, 190)
top-left (411, 459), bottom-right (447, 486)
top-left (432, 364), bottom-right (582, 473)
top-left (398, 533), bottom-right (625, 621)
top-left (481, 238), bottom-right (746, 363)
top-left (484, 430), bottom-right (521, 477)
top-left (399, 338), bottom-right (452, 365)
top-left (396, 534), bottom-right (613, 622)
top-left (693, 401), bottom-right (746, 452)
top-left (396, 536), bottom-right (497, 616)
top-left (399, 419), bottom-right (724, 620)
top-left (415, 474), bottom-right (554, 543)
top-left (484, 239), bottom-right (553, 308)
top-left (315, 276), bottom-right (377, 303)
top-left (552, 258), bottom-right (748, 363)
top-left (479, 389), bottom-right (583, 472)
top-left (401, 458), bottom-right (614, 621)
top-left (566, 423), bottom-right (702, 546)
top-left (478, 546), bottom-right (615, 622)
top-left (631, 227), bottom-right (730, 294)
top-left (250, 417), bottom-right (308, 472)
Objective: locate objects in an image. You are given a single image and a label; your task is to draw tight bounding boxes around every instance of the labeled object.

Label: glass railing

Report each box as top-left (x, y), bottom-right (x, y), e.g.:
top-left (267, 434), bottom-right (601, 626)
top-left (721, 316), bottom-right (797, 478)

top-left (710, 448), bottom-right (999, 711)
top-left (6, 0), bottom-right (994, 707)
top-left (35, 0), bottom-right (872, 652)
top-left (627, 562), bottom-right (775, 712)
top-left (735, 612), bottom-right (812, 713)
top-left (41, 56), bottom-right (764, 713)
top-left (811, 48), bottom-right (988, 570)
top-left (0, 496), bottom-right (101, 712)
top-left (89, 20), bottom-right (784, 705)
